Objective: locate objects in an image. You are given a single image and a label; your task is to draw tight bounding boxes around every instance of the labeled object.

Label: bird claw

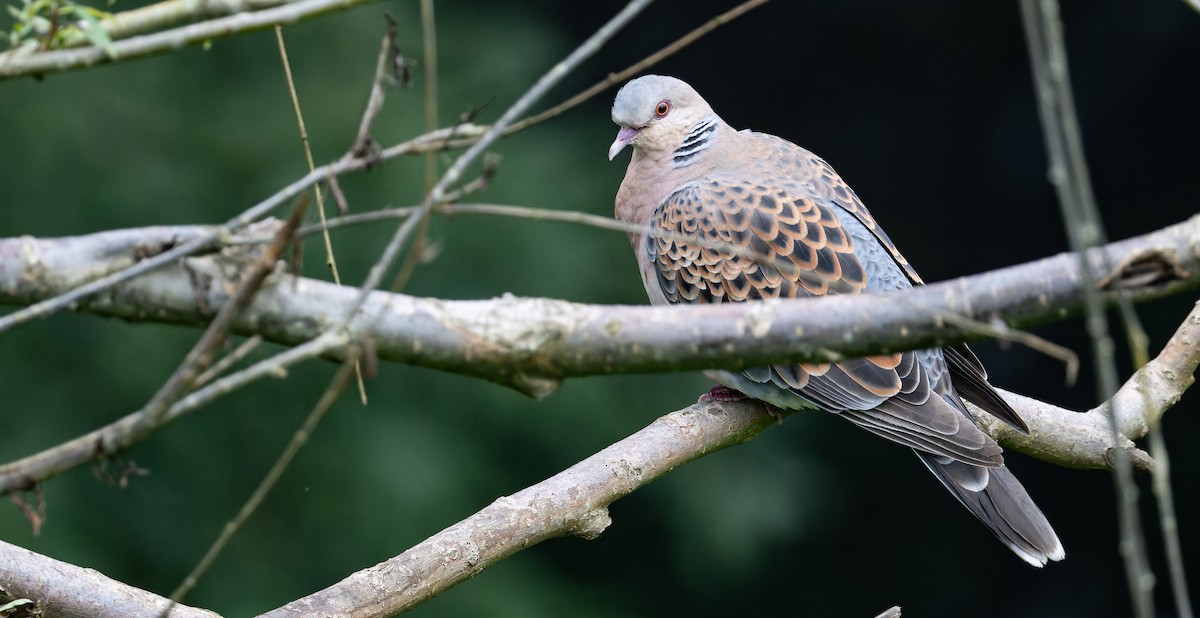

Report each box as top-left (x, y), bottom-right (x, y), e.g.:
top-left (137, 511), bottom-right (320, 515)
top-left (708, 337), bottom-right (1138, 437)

top-left (698, 385), bottom-right (748, 403)
top-left (698, 386), bottom-right (785, 425)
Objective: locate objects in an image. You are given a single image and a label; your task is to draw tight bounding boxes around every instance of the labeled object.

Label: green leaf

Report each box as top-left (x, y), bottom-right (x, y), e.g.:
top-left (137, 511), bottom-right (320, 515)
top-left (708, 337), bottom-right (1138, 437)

top-left (74, 5), bottom-right (115, 58)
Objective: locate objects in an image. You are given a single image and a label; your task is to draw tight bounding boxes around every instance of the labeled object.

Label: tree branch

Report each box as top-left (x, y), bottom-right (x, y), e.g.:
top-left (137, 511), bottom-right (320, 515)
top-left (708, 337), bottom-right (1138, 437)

top-left (0, 540), bottom-right (219, 618)
top-left (258, 398), bottom-right (778, 617)
top-left (0, 0), bottom-right (380, 80)
top-left (1, 215), bottom-right (1195, 392)
top-left (0, 215), bottom-right (1196, 494)
top-left (87, 0), bottom-right (288, 45)
top-left (257, 295), bottom-right (1200, 615)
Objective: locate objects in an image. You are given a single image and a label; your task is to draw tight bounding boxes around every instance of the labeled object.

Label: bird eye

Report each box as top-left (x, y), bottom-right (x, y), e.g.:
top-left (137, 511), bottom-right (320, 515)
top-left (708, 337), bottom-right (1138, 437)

top-left (654, 100), bottom-right (670, 117)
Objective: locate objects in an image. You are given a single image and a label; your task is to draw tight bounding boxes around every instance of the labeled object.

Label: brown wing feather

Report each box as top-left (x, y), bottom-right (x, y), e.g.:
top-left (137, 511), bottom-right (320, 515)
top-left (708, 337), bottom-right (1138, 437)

top-left (649, 177), bottom-right (1003, 466)
top-left (794, 149), bottom-right (1024, 433)
top-left (649, 180), bottom-right (866, 304)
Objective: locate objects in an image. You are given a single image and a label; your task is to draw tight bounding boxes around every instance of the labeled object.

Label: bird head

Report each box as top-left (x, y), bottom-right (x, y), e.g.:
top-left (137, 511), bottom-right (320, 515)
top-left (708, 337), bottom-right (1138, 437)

top-left (608, 75), bottom-right (714, 161)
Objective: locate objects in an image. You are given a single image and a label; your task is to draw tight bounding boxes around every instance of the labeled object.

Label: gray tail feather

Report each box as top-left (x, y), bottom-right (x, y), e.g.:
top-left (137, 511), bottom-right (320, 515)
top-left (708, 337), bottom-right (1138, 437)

top-left (917, 452), bottom-right (1065, 567)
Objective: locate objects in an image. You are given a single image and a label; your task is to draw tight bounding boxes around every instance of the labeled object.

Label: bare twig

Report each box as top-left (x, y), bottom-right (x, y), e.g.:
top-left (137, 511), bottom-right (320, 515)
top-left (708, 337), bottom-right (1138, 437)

top-left (388, 0), bottom-right (441, 293)
top-left (1108, 251), bottom-right (1192, 616)
top-left (194, 335), bottom-right (263, 387)
top-left (0, 121), bottom-right (485, 336)
top-left (342, 0), bottom-right (655, 328)
top-left (275, 26), bottom-right (333, 283)
top-left (1019, 0), bottom-right (1153, 614)
top-left (0, 0), bottom-right (757, 332)
top-left (1137, 305), bottom-right (1195, 618)
top-left (898, 299), bottom-right (1079, 384)
top-left (295, 202), bottom-right (632, 237)
top-left (503, 0), bottom-right (771, 136)
top-left (421, 0), bottom-right (439, 191)
top-left (0, 327), bottom-right (348, 495)
top-left (349, 15), bottom-right (400, 158)
top-left (134, 196), bottom-right (306, 433)
top-left (165, 354), bottom-right (360, 612)
top-left (324, 171), bottom-right (351, 216)
top-left (0, 0), bottom-right (382, 80)
top-left (301, 200), bottom-right (827, 282)
top-left (8, 487), bottom-right (45, 535)
top-left (275, 25), bottom-right (367, 404)
top-left (1149, 414), bottom-right (1195, 618)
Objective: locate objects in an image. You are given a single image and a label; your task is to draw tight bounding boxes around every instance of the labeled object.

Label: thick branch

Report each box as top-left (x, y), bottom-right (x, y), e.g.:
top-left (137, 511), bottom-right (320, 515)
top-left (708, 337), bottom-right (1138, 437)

top-left (0, 540), bottom-right (219, 618)
top-left (258, 399), bottom-right (775, 617)
top-left (1, 215), bottom-right (1196, 397)
top-left (0, 216), bottom-right (1195, 493)
top-left (258, 294), bottom-right (1199, 616)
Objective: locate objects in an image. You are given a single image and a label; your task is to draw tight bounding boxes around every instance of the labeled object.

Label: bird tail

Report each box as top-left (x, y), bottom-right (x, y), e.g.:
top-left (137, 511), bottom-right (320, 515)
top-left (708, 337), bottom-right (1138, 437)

top-left (917, 452), bottom-right (1065, 567)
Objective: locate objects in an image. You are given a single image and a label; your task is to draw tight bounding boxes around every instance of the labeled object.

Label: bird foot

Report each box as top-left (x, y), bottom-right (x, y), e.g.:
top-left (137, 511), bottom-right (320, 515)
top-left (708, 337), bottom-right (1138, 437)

top-left (699, 386), bottom-right (785, 425)
top-left (698, 385), bottom-right (748, 402)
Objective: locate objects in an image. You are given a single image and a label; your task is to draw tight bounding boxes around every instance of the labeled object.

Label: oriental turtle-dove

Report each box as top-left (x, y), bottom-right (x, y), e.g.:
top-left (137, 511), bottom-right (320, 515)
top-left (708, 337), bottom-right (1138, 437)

top-left (609, 74), bottom-right (1063, 567)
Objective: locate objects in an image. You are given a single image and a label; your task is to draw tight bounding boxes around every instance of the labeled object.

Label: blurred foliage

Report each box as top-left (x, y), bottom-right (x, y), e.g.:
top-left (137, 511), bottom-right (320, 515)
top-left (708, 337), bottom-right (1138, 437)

top-left (4, 0), bottom-right (115, 52)
top-left (0, 1), bottom-right (1198, 617)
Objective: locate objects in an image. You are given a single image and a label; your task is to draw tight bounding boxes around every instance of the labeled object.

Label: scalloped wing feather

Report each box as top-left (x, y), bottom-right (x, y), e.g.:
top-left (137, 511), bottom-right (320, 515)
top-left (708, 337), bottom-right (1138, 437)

top-left (648, 178), bottom-right (1002, 466)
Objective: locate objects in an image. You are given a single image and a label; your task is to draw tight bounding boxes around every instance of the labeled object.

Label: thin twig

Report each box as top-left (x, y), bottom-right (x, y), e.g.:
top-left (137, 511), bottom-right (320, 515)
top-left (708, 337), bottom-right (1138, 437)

top-left (298, 200), bottom-right (806, 278)
top-left (387, 0), bottom-right (440, 292)
top-left (194, 335), bottom-right (263, 387)
top-left (387, 168), bottom-right (496, 292)
top-left (9, 487), bottom-right (46, 535)
top-left (165, 353), bottom-right (360, 613)
top-left (135, 196), bottom-right (307, 432)
top-left (343, 0), bottom-right (655, 326)
top-left (1130, 302), bottom-right (1194, 618)
top-left (0, 0), bottom-right (381, 80)
top-left (421, 0), bottom-right (439, 192)
top-left (324, 171), bottom-right (351, 216)
top-left (295, 201), bottom-right (619, 237)
top-left (899, 300), bottom-right (1079, 383)
top-left (349, 15), bottom-right (399, 158)
top-left (388, 0), bottom-right (441, 292)
top-left (1019, 0), bottom-right (1153, 614)
top-left (275, 25), bottom-right (367, 404)
top-left (0, 121), bottom-right (484, 336)
top-left (0, 0), bottom-right (752, 331)
top-left (503, 0), bottom-right (771, 136)
top-left (1145, 381), bottom-right (1194, 618)
top-left (0, 326), bottom-right (347, 495)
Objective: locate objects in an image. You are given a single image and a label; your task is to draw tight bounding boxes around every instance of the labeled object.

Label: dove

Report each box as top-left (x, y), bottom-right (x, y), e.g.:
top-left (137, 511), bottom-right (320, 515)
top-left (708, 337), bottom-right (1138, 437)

top-left (608, 75), bottom-right (1064, 567)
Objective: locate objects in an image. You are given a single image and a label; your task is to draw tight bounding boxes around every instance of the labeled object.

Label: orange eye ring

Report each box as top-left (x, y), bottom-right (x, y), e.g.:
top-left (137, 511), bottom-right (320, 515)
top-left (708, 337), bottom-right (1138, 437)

top-left (654, 100), bottom-right (670, 117)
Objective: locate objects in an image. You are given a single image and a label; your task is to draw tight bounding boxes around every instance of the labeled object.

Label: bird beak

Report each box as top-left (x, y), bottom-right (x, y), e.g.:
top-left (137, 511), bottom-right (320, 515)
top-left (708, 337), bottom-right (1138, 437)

top-left (608, 127), bottom-right (640, 161)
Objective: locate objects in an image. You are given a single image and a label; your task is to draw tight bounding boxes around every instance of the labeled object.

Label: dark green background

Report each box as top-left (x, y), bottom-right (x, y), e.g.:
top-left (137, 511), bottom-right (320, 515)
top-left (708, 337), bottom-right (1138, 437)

top-left (2, 1), bottom-right (1198, 616)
